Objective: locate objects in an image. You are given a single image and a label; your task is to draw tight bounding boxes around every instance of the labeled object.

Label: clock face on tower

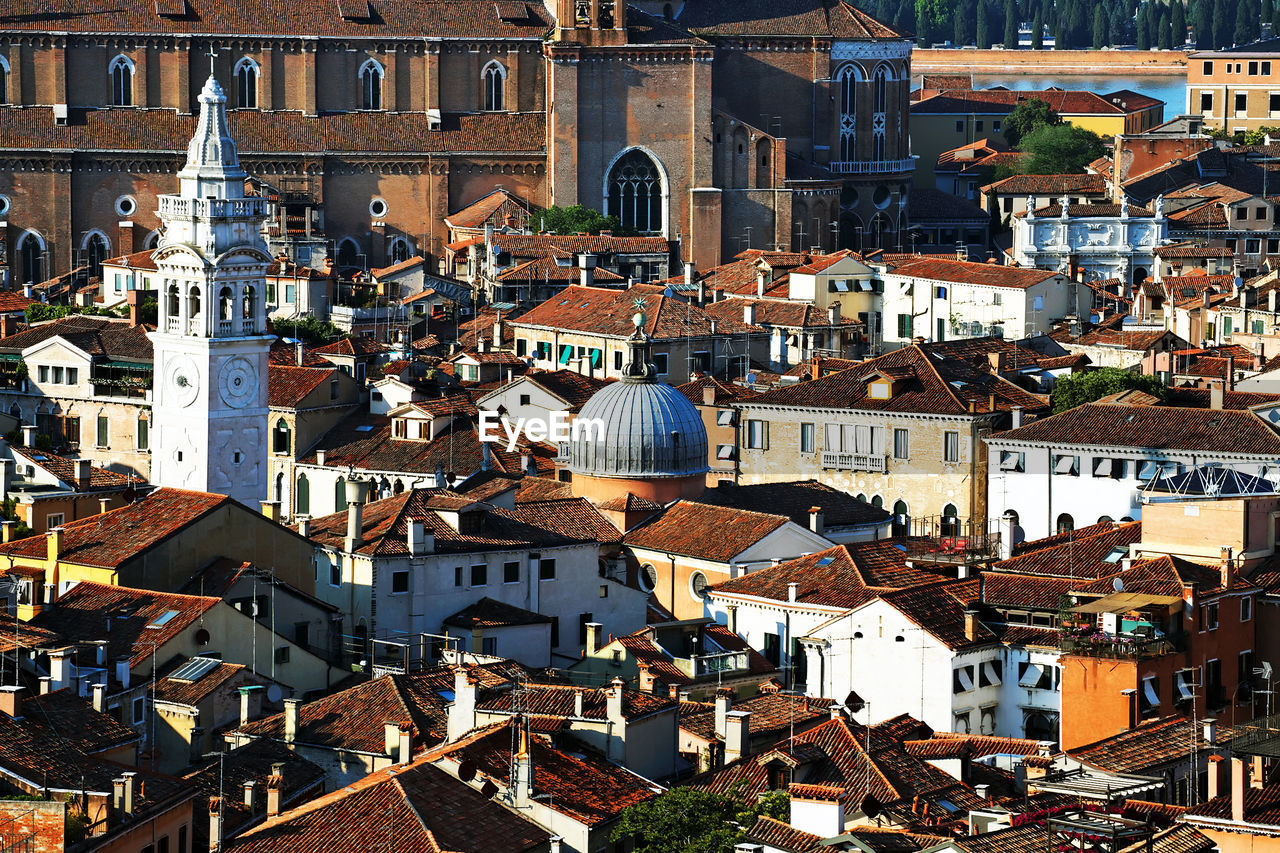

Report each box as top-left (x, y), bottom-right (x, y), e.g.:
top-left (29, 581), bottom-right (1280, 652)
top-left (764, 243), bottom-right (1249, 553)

top-left (219, 356), bottom-right (259, 408)
top-left (166, 355), bottom-right (201, 408)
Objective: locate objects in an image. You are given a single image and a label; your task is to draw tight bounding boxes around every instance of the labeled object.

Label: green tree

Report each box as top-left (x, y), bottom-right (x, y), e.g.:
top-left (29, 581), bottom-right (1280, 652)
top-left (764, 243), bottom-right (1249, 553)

top-left (534, 204), bottom-right (622, 235)
top-left (1170, 0), bottom-right (1186, 44)
top-left (977, 0), bottom-right (992, 46)
top-left (1235, 0), bottom-right (1259, 44)
top-left (1032, 8), bottom-right (1044, 45)
top-left (1017, 123), bottom-right (1107, 173)
top-left (1109, 0), bottom-right (1129, 43)
top-left (272, 316), bottom-right (346, 345)
top-left (1156, 5), bottom-right (1172, 48)
top-left (1050, 368), bottom-right (1168, 413)
top-left (136, 297), bottom-right (158, 326)
top-left (1003, 97), bottom-right (1062, 146)
top-left (1135, 2), bottom-right (1151, 47)
top-left (1004, 0), bottom-right (1020, 45)
top-left (1092, 5), bottom-right (1109, 45)
top-left (1211, 0), bottom-right (1229, 48)
top-left (916, 0), bottom-right (951, 37)
top-left (611, 789), bottom-right (790, 853)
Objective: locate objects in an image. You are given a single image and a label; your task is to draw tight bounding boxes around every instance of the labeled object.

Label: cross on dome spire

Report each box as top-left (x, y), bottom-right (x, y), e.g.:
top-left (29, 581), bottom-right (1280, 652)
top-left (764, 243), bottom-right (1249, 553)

top-left (622, 298), bottom-right (656, 383)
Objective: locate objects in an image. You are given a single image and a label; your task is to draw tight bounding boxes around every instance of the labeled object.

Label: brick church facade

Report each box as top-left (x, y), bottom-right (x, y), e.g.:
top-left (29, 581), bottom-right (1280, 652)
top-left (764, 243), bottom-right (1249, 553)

top-left (0, 0), bottom-right (913, 287)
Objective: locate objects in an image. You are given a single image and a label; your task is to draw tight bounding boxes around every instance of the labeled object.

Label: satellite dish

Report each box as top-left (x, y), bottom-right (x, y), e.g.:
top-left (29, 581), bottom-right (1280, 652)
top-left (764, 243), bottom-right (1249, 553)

top-left (861, 793), bottom-right (882, 819)
top-left (458, 759), bottom-right (477, 783)
top-left (266, 684), bottom-right (283, 704)
top-left (195, 628), bottom-right (211, 646)
top-left (746, 373), bottom-right (758, 385)
top-left (1113, 577), bottom-right (1125, 593)
top-left (663, 287), bottom-right (675, 297)
top-left (480, 779), bottom-right (499, 798)
top-left (844, 690), bottom-right (865, 713)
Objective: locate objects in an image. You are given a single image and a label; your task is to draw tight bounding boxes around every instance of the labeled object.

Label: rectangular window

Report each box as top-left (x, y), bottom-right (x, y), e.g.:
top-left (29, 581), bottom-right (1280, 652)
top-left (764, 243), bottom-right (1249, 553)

top-left (470, 563), bottom-right (487, 587)
top-left (96, 415), bottom-right (109, 448)
top-left (653, 352), bottom-right (669, 375)
top-left (897, 313), bottom-right (912, 338)
top-left (1204, 60), bottom-right (1214, 74)
top-left (1202, 601), bottom-right (1220, 631)
top-left (1259, 207), bottom-right (1269, 220)
top-left (1140, 676), bottom-right (1160, 716)
top-left (1265, 61), bottom-right (1273, 74)
top-left (1201, 91), bottom-right (1213, 112)
top-left (137, 417), bottom-right (149, 451)
top-left (800, 422), bottom-right (815, 454)
top-left (391, 570), bottom-right (409, 593)
top-left (1018, 661), bottom-right (1055, 690)
top-left (979, 660), bottom-right (1002, 687)
top-left (482, 636), bottom-right (497, 656)
top-left (1206, 658), bottom-right (1223, 706)
top-left (275, 645), bottom-right (290, 664)
top-left (763, 632), bottom-right (781, 665)
top-left (454, 566), bottom-right (463, 587)
top-left (993, 120), bottom-right (1002, 132)
top-left (46, 513), bottom-right (64, 528)
top-left (515, 338), bottom-right (528, 357)
top-left (1250, 61), bottom-right (1259, 75)
top-left (746, 419), bottom-right (769, 450)
top-left (578, 613), bottom-right (594, 645)
top-left (1054, 454), bottom-right (1079, 476)
top-left (1247, 239), bottom-right (1262, 254)
top-left (943, 431), bottom-right (959, 462)
top-left (955, 120), bottom-right (964, 132)
top-left (550, 616), bottom-right (560, 647)
top-left (285, 283), bottom-right (296, 304)
top-left (717, 410), bottom-right (735, 426)
top-left (504, 560), bottom-right (520, 583)
top-left (133, 696), bottom-right (145, 724)
top-left (66, 368), bottom-right (77, 385)
top-left (975, 120), bottom-right (984, 132)
top-left (893, 428), bottom-right (909, 459)
top-left (539, 558), bottom-right (556, 580)
top-left (38, 366), bottom-right (49, 383)
top-left (999, 450), bottom-right (1024, 472)
top-left (952, 665), bottom-right (975, 693)
top-left (1236, 92), bottom-right (1248, 114)
top-left (330, 560), bottom-right (341, 587)
top-left (613, 350), bottom-right (623, 371)
top-left (1242, 595), bottom-right (1253, 622)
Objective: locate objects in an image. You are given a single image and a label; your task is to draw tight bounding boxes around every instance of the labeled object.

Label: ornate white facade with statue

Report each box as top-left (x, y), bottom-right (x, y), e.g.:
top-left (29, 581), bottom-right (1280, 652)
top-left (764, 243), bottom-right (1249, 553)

top-left (147, 73), bottom-right (272, 506)
top-left (1011, 195), bottom-right (1167, 286)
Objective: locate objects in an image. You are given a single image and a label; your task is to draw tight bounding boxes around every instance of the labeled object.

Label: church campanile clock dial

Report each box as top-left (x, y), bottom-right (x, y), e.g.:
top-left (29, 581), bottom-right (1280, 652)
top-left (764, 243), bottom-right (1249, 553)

top-left (219, 355), bottom-right (259, 408)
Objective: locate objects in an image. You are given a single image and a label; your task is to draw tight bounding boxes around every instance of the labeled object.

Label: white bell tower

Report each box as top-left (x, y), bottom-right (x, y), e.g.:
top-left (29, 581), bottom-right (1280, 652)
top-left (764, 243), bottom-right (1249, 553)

top-left (148, 73), bottom-right (271, 505)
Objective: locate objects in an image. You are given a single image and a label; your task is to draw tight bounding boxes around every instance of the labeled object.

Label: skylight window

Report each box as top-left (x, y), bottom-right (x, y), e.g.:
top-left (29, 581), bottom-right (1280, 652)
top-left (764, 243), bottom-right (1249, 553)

top-left (1103, 545), bottom-right (1128, 564)
top-left (146, 609), bottom-right (181, 629)
top-left (169, 656), bottom-right (221, 682)
top-left (816, 556), bottom-right (835, 567)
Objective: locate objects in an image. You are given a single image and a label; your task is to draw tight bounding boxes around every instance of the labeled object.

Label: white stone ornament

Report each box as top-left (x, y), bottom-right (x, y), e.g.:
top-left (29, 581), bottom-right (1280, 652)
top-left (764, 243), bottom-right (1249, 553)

top-left (166, 354), bottom-right (201, 408)
top-left (219, 356), bottom-right (259, 408)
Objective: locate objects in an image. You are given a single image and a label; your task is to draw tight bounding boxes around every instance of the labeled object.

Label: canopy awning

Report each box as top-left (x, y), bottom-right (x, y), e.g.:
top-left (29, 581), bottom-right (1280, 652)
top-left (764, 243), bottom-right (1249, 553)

top-left (1073, 592), bottom-right (1183, 614)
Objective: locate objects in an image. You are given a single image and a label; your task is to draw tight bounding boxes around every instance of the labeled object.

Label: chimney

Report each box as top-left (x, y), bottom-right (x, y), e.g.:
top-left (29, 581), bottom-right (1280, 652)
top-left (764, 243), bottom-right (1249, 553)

top-left (808, 507), bottom-right (824, 535)
top-left (713, 687), bottom-right (732, 737)
top-left (756, 271), bottom-right (766, 297)
top-left (1, 521), bottom-right (13, 543)
top-left (242, 780), bottom-right (256, 811)
top-left (384, 721), bottom-right (400, 759)
top-left (398, 721), bottom-right (412, 765)
top-left (0, 685), bottom-right (22, 718)
top-left (0, 314), bottom-right (16, 339)
top-left (74, 458), bottom-right (92, 490)
top-left (98, 497), bottom-right (111, 515)
top-left (115, 657), bottom-right (131, 690)
top-left (121, 772), bottom-right (136, 817)
top-left (1232, 757), bottom-right (1246, 823)
top-left (493, 316), bottom-right (504, 347)
top-left (1221, 547), bottom-right (1235, 590)
top-left (1208, 754), bottom-right (1225, 800)
top-left (743, 302), bottom-right (756, 326)
top-left (189, 728), bottom-right (205, 765)
top-left (964, 608), bottom-right (980, 641)
top-left (408, 518), bottom-right (432, 556)
top-left (261, 501), bottom-right (280, 523)
top-left (828, 303), bottom-right (841, 326)
top-left (723, 710), bottom-right (751, 763)
top-left (514, 728), bottom-right (534, 805)
top-left (295, 340), bottom-right (304, 367)
top-left (1011, 406), bottom-right (1024, 429)
top-left (266, 768), bottom-right (283, 817)
top-left (20, 425), bottom-right (34, 446)
top-left (92, 683), bottom-right (105, 712)
top-left (574, 690), bottom-right (585, 718)
top-left (1270, 289), bottom-right (1277, 314)
top-left (1210, 383), bottom-right (1225, 410)
top-left (209, 797), bottom-right (223, 852)
top-left (578, 253), bottom-right (596, 287)
top-left (788, 582), bottom-right (798, 603)
top-left (113, 778), bottom-right (125, 814)
top-left (1120, 688), bottom-right (1139, 730)
top-left (1205, 717), bottom-right (1218, 745)
top-left (447, 668), bottom-right (477, 742)
top-left (344, 479), bottom-right (370, 552)
top-left (584, 621), bottom-right (602, 653)
top-left (37, 677), bottom-right (49, 695)
top-left (239, 685), bottom-right (262, 726)
top-left (1227, 356), bottom-right (1236, 391)
top-left (703, 385), bottom-right (716, 406)
top-left (283, 698), bottom-right (301, 745)
top-left (606, 676), bottom-right (625, 725)
top-left (788, 785), bottom-right (844, 837)
top-left (315, 450), bottom-right (326, 466)
top-left (684, 261), bottom-right (696, 286)
top-left (47, 527), bottom-right (63, 563)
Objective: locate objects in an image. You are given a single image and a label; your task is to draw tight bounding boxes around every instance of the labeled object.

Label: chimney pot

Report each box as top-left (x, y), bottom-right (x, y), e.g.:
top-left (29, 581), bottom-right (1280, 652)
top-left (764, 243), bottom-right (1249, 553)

top-left (283, 698), bottom-right (302, 744)
top-left (0, 685), bottom-right (23, 718)
top-left (92, 683), bottom-right (105, 712)
top-left (808, 507), bottom-right (824, 535)
top-left (1232, 757), bottom-right (1247, 823)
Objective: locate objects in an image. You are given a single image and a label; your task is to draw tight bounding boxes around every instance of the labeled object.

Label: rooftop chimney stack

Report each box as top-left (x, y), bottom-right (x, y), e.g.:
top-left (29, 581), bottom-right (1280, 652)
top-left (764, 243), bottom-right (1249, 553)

top-left (578, 253), bottom-right (596, 287)
top-left (398, 721), bottom-right (412, 765)
top-left (1207, 754), bottom-right (1225, 800)
top-left (209, 796), bottom-right (223, 852)
top-left (0, 685), bottom-right (22, 718)
top-left (266, 767), bottom-right (283, 817)
top-left (1221, 547), bottom-right (1235, 590)
top-left (74, 458), bottom-right (92, 490)
top-left (283, 698), bottom-right (301, 745)
top-left (447, 668), bottom-right (478, 742)
top-left (92, 683), bottom-right (105, 712)
top-left (714, 687), bottom-right (732, 738)
top-left (964, 608), bottom-right (980, 641)
top-left (243, 780), bottom-right (256, 811)
top-left (808, 507), bottom-right (824, 536)
top-left (121, 772), bottom-right (136, 817)
top-left (345, 479), bottom-right (370, 552)
top-left (724, 710), bottom-right (751, 763)
top-left (1232, 757), bottom-right (1246, 822)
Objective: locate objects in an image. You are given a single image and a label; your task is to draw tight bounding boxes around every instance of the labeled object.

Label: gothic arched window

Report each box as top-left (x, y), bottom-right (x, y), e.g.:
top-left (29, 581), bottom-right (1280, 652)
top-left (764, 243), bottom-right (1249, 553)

top-left (235, 58), bottom-right (259, 109)
top-left (874, 66), bottom-right (887, 114)
top-left (295, 473), bottom-right (310, 515)
top-left (18, 231), bottom-right (44, 285)
top-left (273, 418), bottom-right (291, 454)
top-left (219, 286), bottom-right (234, 321)
top-left (359, 59), bottom-right (383, 111)
top-left (109, 55), bottom-right (134, 107)
top-left (0, 56), bottom-right (9, 105)
top-left (482, 62), bottom-right (505, 112)
top-left (337, 238), bottom-right (360, 269)
top-left (84, 233), bottom-right (110, 280)
top-left (607, 149), bottom-right (663, 234)
top-left (389, 239), bottom-right (412, 265)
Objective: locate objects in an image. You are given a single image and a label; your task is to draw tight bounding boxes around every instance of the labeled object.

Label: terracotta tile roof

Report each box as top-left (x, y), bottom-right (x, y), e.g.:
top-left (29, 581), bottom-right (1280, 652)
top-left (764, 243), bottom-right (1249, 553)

top-left (268, 365), bottom-right (342, 408)
top-left (442, 597), bottom-right (550, 628)
top-left (0, 315), bottom-right (153, 361)
top-left (1056, 326), bottom-right (1176, 351)
top-left (624, 500), bottom-right (791, 562)
top-left (886, 258), bottom-right (1061, 290)
top-left (0, 487), bottom-right (229, 569)
top-left (746, 344), bottom-right (1048, 415)
top-left (880, 578), bottom-right (996, 650)
top-left (269, 338), bottom-right (329, 366)
top-left (29, 581), bottom-right (220, 667)
top-left (1023, 202), bottom-right (1154, 218)
top-left (426, 721), bottom-right (658, 825)
top-left (1121, 823), bottom-right (1214, 853)
top-left (694, 480), bottom-right (890, 530)
top-left (477, 682), bottom-right (675, 722)
top-left (679, 0), bottom-right (907, 39)
top-left (924, 336), bottom-right (1078, 373)
top-left (152, 659), bottom-right (250, 707)
top-left (915, 733), bottom-right (1049, 757)
top-left (12, 446), bottom-right (133, 490)
top-left (981, 572), bottom-right (1076, 610)
top-left (682, 251), bottom-right (811, 297)
top-left (509, 370), bottom-right (613, 411)
top-left (0, 291), bottom-right (35, 314)
top-left (913, 88), bottom-right (1159, 116)
top-left (1185, 784), bottom-right (1280, 829)
top-left (513, 284), bottom-right (761, 339)
top-left (302, 414), bottom-right (488, 477)
top-left (997, 521), bottom-right (1142, 578)
top-left (681, 692), bottom-right (832, 741)
top-left (369, 256), bottom-right (425, 279)
top-left (487, 233), bottom-right (672, 256)
top-left (0, 612), bottom-right (65, 654)
top-left (509, 496), bottom-right (623, 544)
top-left (228, 758), bottom-right (548, 853)
top-left (710, 543), bottom-right (943, 609)
top-left (745, 815), bottom-right (826, 853)
top-left (313, 336), bottom-right (389, 357)
top-left (513, 476), bottom-right (571, 502)
top-left (981, 173), bottom-right (1108, 195)
top-left (1069, 715), bottom-right (1235, 774)
top-left (675, 374), bottom-right (759, 406)
top-left (908, 188), bottom-right (990, 222)
top-left (14, 688), bottom-right (139, 755)
top-left (0, 108), bottom-right (547, 155)
top-left (704, 296), bottom-right (861, 329)
top-left (183, 739), bottom-right (327, 851)
top-left (1154, 242), bottom-right (1235, 258)
top-left (306, 488), bottom-right (609, 556)
top-left (989, 402), bottom-right (1280, 454)
top-left (497, 255), bottom-right (626, 284)
top-left (445, 190), bottom-right (531, 231)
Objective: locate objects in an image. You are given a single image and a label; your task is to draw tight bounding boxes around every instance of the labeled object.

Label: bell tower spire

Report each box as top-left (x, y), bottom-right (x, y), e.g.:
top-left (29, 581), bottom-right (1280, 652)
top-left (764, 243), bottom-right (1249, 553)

top-left (147, 72), bottom-right (272, 507)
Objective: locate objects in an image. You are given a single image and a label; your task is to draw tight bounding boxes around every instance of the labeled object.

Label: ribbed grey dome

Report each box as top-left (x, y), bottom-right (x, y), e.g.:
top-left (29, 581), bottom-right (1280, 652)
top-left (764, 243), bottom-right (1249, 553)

top-left (569, 380), bottom-right (709, 479)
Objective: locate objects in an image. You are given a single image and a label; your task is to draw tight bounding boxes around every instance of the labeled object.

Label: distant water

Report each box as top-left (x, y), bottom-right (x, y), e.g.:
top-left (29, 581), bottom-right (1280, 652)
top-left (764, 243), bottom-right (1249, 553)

top-left (916, 73), bottom-right (1188, 114)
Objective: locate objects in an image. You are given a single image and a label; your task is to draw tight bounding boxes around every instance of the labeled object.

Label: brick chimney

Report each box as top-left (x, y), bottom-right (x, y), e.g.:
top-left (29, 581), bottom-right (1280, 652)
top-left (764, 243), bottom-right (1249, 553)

top-left (75, 458), bottom-right (92, 490)
top-left (964, 608), bottom-right (980, 641)
top-left (808, 507), bottom-right (824, 535)
top-left (1232, 757), bottom-right (1246, 823)
top-left (1208, 755), bottom-right (1225, 799)
top-left (1221, 546), bottom-right (1235, 590)
top-left (266, 766), bottom-right (283, 817)
top-left (283, 698), bottom-right (301, 745)
top-left (1120, 688), bottom-right (1138, 730)
top-left (723, 710), bottom-right (751, 763)
top-left (208, 796), bottom-right (223, 852)
top-left (714, 687), bottom-right (732, 738)
top-left (0, 685), bottom-right (22, 718)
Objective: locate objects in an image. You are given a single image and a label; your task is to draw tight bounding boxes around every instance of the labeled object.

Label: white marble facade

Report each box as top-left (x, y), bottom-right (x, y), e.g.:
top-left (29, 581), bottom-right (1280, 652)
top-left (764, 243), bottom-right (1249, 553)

top-left (1012, 196), bottom-right (1167, 286)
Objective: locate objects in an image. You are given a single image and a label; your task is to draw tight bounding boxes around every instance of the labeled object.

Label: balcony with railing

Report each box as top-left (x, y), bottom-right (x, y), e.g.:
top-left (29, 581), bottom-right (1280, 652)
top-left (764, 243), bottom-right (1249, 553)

top-left (90, 361), bottom-right (153, 399)
top-left (1059, 631), bottom-right (1182, 659)
top-left (821, 451), bottom-right (888, 472)
top-left (1059, 593), bottom-right (1185, 659)
top-left (896, 515), bottom-right (1003, 565)
top-left (826, 157), bottom-right (917, 175)
top-left (158, 195), bottom-right (270, 221)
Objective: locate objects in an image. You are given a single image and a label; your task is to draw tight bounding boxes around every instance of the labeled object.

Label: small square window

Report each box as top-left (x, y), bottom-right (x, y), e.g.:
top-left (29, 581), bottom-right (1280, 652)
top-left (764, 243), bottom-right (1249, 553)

top-left (391, 570), bottom-right (409, 593)
top-left (275, 645), bottom-right (290, 664)
top-left (52, 366), bottom-right (64, 384)
top-left (38, 366), bottom-right (49, 383)
top-left (519, 394), bottom-right (531, 405)
top-left (539, 558), bottom-right (557, 580)
top-left (975, 120), bottom-right (984, 132)
top-left (504, 560), bottom-right (520, 583)
top-left (653, 353), bottom-right (669, 375)
top-left (955, 120), bottom-right (964, 132)
top-left (470, 563), bottom-right (487, 587)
